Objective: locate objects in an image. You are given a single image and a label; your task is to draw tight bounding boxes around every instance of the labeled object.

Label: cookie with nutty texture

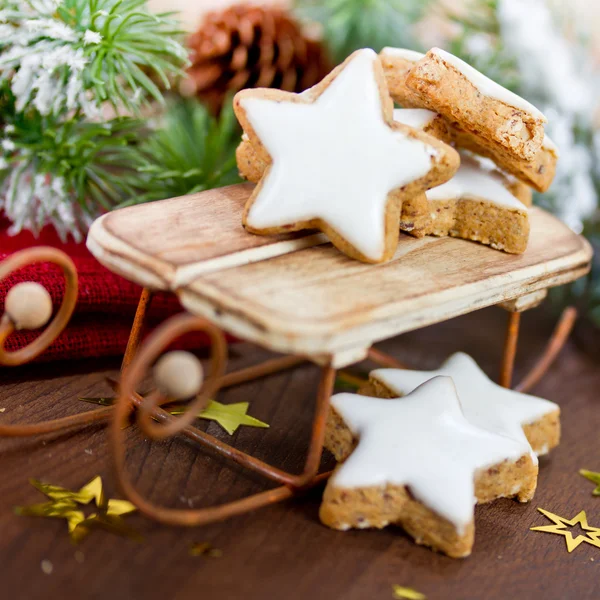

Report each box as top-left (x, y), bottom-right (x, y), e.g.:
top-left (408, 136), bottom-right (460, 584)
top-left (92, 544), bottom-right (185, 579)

top-left (399, 152), bottom-right (531, 238)
top-left (405, 48), bottom-right (547, 163)
top-left (392, 108), bottom-right (452, 144)
top-left (236, 135), bottom-right (432, 237)
top-left (236, 136), bottom-right (434, 238)
top-left (380, 47), bottom-right (556, 191)
top-left (363, 352), bottom-right (561, 459)
top-left (236, 107), bottom-right (454, 239)
top-left (233, 48), bottom-right (459, 263)
top-left (420, 153), bottom-right (531, 254)
top-left (321, 376), bottom-right (538, 558)
top-left (236, 106), bottom-right (453, 184)
top-left (451, 126), bottom-right (558, 193)
top-left (379, 47), bottom-right (425, 107)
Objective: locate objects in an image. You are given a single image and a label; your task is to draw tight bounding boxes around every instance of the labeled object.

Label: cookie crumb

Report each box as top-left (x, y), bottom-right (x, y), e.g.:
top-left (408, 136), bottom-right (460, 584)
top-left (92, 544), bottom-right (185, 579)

top-left (74, 551), bottom-right (85, 564)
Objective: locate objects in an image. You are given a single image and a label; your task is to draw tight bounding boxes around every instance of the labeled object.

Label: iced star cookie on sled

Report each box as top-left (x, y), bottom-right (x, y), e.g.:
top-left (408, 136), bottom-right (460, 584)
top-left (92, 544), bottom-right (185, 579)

top-left (235, 107), bottom-right (454, 237)
top-left (320, 376), bottom-right (537, 558)
top-left (235, 107), bottom-right (452, 184)
top-left (361, 352), bottom-right (560, 458)
top-left (405, 48), bottom-right (547, 162)
top-left (417, 153), bottom-right (531, 253)
top-left (380, 47), bottom-right (557, 192)
top-left (450, 127), bottom-right (558, 193)
top-left (233, 48), bottom-right (459, 263)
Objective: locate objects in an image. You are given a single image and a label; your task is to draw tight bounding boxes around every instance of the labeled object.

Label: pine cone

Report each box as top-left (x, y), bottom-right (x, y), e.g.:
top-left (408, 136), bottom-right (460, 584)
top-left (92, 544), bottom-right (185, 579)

top-left (184, 4), bottom-right (331, 113)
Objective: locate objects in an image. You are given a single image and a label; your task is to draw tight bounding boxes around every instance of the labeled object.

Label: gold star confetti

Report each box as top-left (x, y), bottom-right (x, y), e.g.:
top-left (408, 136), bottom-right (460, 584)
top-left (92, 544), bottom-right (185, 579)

top-left (189, 541), bottom-right (223, 558)
top-left (530, 508), bottom-right (600, 552)
top-left (80, 396), bottom-right (269, 436)
top-left (392, 585), bottom-right (426, 600)
top-left (580, 470), bottom-right (600, 496)
top-left (171, 400), bottom-right (269, 435)
top-left (15, 476), bottom-right (140, 543)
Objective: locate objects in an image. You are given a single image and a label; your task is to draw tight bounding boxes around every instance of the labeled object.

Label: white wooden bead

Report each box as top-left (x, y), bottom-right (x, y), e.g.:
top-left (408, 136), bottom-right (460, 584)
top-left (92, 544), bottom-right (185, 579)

top-left (5, 282), bottom-right (53, 330)
top-left (154, 351), bottom-right (204, 400)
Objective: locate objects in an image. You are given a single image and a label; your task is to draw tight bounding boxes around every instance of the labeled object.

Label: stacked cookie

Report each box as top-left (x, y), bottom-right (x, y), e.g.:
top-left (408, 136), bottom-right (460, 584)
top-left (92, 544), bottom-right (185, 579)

top-left (234, 47), bottom-right (558, 262)
top-left (380, 46), bottom-right (557, 253)
top-left (321, 353), bottom-right (560, 558)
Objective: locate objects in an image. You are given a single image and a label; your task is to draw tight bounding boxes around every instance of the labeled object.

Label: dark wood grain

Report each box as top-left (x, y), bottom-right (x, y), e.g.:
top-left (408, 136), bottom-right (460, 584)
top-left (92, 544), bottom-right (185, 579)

top-left (0, 307), bottom-right (599, 600)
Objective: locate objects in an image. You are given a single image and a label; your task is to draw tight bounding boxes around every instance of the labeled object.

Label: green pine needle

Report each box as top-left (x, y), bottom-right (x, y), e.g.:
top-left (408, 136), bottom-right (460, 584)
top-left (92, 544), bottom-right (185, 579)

top-left (60, 0), bottom-right (189, 114)
top-left (122, 99), bottom-right (242, 206)
top-left (295, 0), bottom-right (432, 63)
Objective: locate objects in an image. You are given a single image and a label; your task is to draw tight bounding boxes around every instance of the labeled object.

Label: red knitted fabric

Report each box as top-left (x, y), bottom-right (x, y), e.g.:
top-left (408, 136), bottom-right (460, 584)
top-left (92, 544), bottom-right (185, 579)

top-left (0, 215), bottom-right (212, 362)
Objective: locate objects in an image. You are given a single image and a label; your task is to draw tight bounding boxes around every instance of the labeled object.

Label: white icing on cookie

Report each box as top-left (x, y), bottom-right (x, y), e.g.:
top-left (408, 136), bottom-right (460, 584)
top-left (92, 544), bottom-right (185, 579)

top-left (542, 133), bottom-right (559, 157)
top-left (393, 108), bottom-right (436, 129)
top-left (239, 49), bottom-right (438, 261)
top-left (330, 376), bottom-right (527, 532)
top-left (467, 152), bottom-right (519, 185)
top-left (430, 48), bottom-right (547, 122)
top-left (371, 352), bottom-right (559, 463)
top-left (380, 47), bottom-right (425, 63)
top-left (426, 155), bottom-right (527, 211)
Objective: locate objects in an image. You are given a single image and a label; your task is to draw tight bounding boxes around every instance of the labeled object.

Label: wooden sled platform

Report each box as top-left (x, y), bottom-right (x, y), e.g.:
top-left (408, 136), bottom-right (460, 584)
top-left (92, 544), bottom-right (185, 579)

top-left (88, 183), bottom-right (593, 366)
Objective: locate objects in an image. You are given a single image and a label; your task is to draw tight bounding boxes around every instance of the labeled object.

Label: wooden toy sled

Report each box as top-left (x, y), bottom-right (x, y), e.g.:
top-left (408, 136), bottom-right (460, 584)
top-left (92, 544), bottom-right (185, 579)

top-left (0, 182), bottom-right (593, 527)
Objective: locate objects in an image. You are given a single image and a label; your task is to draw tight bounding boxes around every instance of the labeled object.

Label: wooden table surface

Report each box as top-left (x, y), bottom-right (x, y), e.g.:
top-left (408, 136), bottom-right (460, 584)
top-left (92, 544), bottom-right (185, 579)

top-left (1, 307), bottom-right (599, 600)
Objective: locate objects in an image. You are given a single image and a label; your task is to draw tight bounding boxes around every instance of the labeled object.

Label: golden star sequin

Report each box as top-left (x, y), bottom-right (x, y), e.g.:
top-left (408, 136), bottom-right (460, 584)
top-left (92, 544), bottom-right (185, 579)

top-left (171, 400), bottom-right (269, 435)
top-left (580, 470), bottom-right (600, 496)
top-left (530, 507), bottom-right (600, 552)
top-left (15, 476), bottom-right (140, 543)
top-left (80, 395), bottom-right (269, 436)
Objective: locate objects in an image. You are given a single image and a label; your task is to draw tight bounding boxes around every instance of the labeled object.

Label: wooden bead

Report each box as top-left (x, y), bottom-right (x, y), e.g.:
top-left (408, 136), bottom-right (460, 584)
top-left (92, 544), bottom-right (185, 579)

top-left (5, 282), bottom-right (53, 330)
top-left (154, 351), bottom-right (204, 400)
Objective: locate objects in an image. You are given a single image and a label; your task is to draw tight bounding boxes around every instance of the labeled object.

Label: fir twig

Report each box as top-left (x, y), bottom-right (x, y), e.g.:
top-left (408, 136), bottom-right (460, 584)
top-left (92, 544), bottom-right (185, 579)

top-left (294, 0), bottom-right (432, 63)
top-left (122, 99), bottom-right (241, 206)
top-left (0, 0), bottom-right (189, 239)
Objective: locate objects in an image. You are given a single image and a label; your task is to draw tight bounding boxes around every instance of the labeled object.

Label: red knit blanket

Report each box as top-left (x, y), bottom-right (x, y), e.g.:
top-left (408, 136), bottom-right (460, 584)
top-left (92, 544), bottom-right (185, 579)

top-left (0, 216), bottom-right (210, 362)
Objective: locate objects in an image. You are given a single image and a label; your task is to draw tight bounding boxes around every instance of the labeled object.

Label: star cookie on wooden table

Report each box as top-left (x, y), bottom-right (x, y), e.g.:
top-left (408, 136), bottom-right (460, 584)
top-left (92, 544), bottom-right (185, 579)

top-left (365, 352), bottom-right (560, 462)
top-left (320, 376), bottom-right (537, 558)
top-left (233, 48), bottom-right (459, 263)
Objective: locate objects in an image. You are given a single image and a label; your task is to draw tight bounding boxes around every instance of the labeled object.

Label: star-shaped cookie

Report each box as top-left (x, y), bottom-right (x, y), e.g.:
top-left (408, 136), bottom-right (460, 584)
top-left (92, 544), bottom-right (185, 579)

top-left (233, 48), bottom-right (459, 263)
top-left (423, 153), bottom-right (531, 253)
top-left (368, 352), bottom-right (560, 460)
top-left (320, 376), bottom-right (536, 558)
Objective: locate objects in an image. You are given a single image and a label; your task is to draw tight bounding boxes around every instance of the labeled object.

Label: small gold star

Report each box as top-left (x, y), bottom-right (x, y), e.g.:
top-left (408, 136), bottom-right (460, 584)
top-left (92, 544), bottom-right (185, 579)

top-left (81, 390), bottom-right (269, 436)
top-left (171, 400), bottom-right (269, 435)
top-left (392, 585), bottom-right (426, 600)
top-left (530, 508), bottom-right (600, 552)
top-left (15, 476), bottom-right (140, 543)
top-left (580, 470), bottom-right (600, 496)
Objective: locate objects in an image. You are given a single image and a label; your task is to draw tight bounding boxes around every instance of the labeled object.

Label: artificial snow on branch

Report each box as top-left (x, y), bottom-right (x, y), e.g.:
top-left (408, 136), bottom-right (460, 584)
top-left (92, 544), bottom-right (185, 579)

top-left (0, 0), bottom-right (188, 240)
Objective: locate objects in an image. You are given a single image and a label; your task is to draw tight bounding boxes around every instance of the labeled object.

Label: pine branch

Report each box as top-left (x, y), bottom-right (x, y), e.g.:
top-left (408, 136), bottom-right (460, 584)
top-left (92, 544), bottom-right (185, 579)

top-left (0, 0), bottom-right (190, 239)
top-left (0, 0), bottom-right (188, 117)
top-left (1, 92), bottom-right (146, 239)
top-left (122, 99), bottom-right (242, 207)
